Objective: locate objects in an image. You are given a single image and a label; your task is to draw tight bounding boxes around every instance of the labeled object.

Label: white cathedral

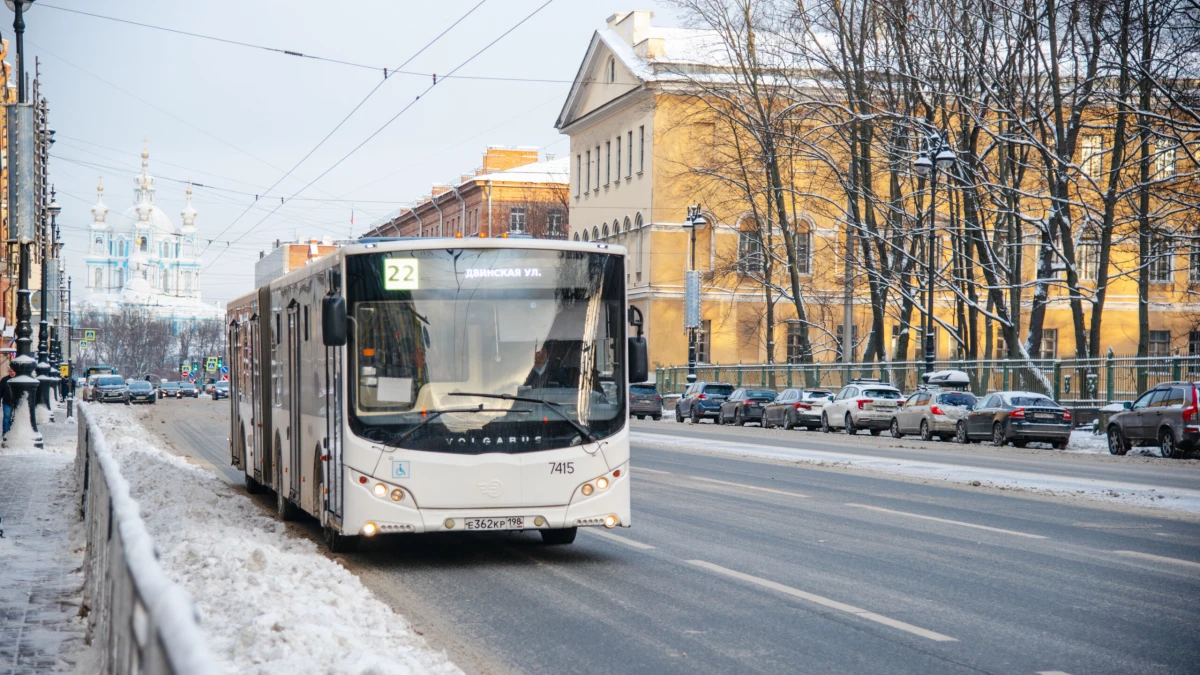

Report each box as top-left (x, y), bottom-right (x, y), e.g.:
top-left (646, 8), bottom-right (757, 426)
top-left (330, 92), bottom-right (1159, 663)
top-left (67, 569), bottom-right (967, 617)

top-left (83, 147), bottom-right (223, 323)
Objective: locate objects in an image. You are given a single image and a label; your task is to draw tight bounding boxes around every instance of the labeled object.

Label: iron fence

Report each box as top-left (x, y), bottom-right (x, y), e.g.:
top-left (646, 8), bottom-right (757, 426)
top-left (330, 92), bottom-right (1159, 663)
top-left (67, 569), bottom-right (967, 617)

top-left (656, 351), bottom-right (1200, 408)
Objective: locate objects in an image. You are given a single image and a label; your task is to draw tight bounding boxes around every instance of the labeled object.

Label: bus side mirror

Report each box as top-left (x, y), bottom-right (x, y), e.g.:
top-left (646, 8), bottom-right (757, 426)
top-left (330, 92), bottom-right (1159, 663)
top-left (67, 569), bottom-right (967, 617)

top-left (322, 296), bottom-right (347, 346)
top-left (628, 337), bottom-right (648, 384)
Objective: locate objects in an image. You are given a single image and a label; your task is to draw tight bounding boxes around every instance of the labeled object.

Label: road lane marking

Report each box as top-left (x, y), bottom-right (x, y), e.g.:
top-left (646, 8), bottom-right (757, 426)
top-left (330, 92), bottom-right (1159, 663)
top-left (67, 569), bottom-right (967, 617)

top-left (586, 529), bottom-right (655, 549)
top-left (636, 467), bottom-right (671, 475)
top-left (846, 503), bottom-right (1047, 539)
top-left (1112, 550), bottom-right (1200, 570)
top-left (689, 476), bottom-right (808, 498)
top-left (688, 560), bottom-right (957, 642)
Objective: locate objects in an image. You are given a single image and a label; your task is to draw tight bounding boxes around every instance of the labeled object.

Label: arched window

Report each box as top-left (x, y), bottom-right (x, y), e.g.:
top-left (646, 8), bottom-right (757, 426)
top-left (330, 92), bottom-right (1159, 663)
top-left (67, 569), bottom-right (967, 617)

top-left (623, 216), bottom-right (631, 233)
top-left (602, 223), bottom-right (610, 238)
top-left (607, 57), bottom-right (616, 84)
top-left (634, 212), bottom-right (643, 229)
top-left (573, 232), bottom-right (580, 241)
top-left (582, 230), bottom-right (590, 242)
top-left (592, 226), bottom-right (600, 240)
top-left (92, 267), bottom-right (102, 288)
top-left (138, 236), bottom-right (147, 252)
top-left (93, 236), bottom-right (103, 253)
top-left (612, 219), bottom-right (620, 236)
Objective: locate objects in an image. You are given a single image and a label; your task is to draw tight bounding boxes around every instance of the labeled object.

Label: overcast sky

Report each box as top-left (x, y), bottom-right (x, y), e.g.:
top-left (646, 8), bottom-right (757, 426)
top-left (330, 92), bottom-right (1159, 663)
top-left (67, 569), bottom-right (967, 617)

top-left (23, 1), bottom-right (682, 303)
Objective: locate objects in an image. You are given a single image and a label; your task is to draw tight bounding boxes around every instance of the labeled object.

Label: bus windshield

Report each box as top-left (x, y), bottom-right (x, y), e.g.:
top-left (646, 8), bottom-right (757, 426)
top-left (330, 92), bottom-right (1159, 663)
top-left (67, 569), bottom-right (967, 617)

top-left (345, 248), bottom-right (627, 453)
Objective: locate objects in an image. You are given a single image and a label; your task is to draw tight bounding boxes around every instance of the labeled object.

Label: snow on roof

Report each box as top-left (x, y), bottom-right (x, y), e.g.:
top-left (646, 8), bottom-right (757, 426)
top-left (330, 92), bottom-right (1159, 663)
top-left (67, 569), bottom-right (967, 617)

top-left (471, 157), bottom-right (569, 184)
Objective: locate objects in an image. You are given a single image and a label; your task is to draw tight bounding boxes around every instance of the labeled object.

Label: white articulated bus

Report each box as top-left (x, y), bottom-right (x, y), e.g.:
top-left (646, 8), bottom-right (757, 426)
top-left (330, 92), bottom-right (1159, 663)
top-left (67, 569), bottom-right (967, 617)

top-left (227, 238), bottom-right (647, 551)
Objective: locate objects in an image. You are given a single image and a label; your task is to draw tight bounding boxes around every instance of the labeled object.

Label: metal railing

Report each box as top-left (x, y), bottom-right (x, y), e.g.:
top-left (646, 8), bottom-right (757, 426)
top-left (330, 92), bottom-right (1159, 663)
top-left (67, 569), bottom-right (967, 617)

top-left (75, 402), bottom-right (218, 675)
top-left (656, 351), bottom-right (1200, 407)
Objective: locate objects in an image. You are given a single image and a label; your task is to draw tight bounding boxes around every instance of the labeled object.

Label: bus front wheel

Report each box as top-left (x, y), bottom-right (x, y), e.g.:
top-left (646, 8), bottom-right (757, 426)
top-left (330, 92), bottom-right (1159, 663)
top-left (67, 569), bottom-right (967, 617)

top-left (541, 527), bottom-right (578, 545)
top-left (324, 526), bottom-right (360, 553)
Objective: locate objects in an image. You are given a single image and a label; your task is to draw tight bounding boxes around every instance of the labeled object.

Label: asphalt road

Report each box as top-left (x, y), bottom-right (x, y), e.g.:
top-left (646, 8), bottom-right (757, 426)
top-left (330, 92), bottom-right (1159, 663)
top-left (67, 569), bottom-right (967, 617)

top-left (137, 399), bottom-right (1200, 675)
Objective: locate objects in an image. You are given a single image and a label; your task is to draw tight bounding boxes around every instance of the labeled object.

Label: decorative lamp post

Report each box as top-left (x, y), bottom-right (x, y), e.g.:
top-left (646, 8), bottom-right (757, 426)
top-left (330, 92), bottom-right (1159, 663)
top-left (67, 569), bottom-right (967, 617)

top-left (682, 205), bottom-right (707, 383)
top-left (913, 131), bottom-right (956, 374)
top-left (47, 190), bottom-right (61, 384)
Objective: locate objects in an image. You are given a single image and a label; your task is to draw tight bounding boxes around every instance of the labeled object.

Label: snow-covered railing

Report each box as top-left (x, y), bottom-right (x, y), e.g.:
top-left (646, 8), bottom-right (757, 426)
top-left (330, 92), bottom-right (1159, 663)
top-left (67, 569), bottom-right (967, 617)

top-left (74, 403), bottom-right (218, 675)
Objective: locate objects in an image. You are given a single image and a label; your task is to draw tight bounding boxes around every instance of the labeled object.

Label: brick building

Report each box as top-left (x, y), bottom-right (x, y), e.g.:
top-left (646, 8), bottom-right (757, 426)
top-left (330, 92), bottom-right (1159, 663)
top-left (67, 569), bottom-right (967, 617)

top-left (362, 146), bottom-right (569, 240)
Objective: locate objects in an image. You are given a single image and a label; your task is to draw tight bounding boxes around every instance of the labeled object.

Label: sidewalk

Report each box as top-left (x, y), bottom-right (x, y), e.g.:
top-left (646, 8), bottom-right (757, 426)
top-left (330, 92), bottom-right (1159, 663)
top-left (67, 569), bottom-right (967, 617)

top-left (0, 407), bottom-right (87, 675)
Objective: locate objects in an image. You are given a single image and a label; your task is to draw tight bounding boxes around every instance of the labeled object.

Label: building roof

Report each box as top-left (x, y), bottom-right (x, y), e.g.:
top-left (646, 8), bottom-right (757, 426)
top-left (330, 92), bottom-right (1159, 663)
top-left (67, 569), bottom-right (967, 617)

top-left (472, 157), bottom-right (569, 184)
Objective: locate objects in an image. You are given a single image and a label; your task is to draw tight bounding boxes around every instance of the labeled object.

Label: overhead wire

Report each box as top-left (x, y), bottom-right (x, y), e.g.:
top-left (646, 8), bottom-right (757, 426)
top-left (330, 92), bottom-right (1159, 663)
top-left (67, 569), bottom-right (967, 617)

top-left (196, 0), bottom-right (491, 257)
top-left (203, 0), bottom-right (557, 273)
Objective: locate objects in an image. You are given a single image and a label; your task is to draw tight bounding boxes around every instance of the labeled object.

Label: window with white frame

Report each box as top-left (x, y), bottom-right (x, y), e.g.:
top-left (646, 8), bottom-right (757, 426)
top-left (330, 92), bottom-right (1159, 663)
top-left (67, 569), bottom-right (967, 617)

top-left (576, 154), bottom-right (581, 196)
top-left (786, 322), bottom-right (806, 363)
top-left (1150, 330), bottom-right (1171, 358)
top-left (548, 210), bottom-right (564, 238)
top-left (737, 229), bottom-right (764, 275)
top-left (1079, 238), bottom-right (1101, 281)
top-left (1082, 135), bottom-right (1103, 177)
top-left (1190, 246), bottom-right (1200, 284)
top-left (602, 222), bottom-right (609, 238)
top-left (595, 145), bottom-right (601, 190)
top-left (638, 126), bottom-right (645, 173)
top-left (615, 137), bottom-right (621, 179)
top-left (585, 151), bottom-right (590, 193)
top-left (696, 319), bottom-right (712, 364)
top-left (627, 131), bottom-right (633, 178)
top-left (794, 229), bottom-right (812, 275)
top-left (1038, 329), bottom-right (1058, 360)
top-left (1150, 234), bottom-right (1173, 283)
top-left (509, 207), bottom-right (527, 233)
top-left (605, 141), bottom-right (611, 186)
top-left (92, 267), bottom-right (102, 288)
top-left (607, 57), bottom-right (615, 84)
top-left (1155, 139), bottom-right (1178, 177)
top-left (836, 324), bottom-right (859, 363)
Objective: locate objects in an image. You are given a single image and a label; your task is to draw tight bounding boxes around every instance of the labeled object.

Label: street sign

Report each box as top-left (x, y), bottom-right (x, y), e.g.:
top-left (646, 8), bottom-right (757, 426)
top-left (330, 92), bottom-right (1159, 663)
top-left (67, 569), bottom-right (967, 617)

top-left (78, 340), bottom-right (87, 351)
top-left (58, 364), bottom-right (68, 377)
top-left (205, 356), bottom-right (219, 373)
top-left (219, 365), bottom-right (229, 375)
top-left (84, 330), bottom-right (96, 341)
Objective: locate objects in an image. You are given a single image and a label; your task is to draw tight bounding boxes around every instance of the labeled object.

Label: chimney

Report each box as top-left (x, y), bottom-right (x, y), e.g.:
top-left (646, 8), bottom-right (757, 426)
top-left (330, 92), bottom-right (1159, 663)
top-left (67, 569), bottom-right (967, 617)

top-left (607, 10), bottom-right (654, 46)
top-left (545, 153), bottom-right (556, 161)
top-left (259, 251), bottom-right (264, 259)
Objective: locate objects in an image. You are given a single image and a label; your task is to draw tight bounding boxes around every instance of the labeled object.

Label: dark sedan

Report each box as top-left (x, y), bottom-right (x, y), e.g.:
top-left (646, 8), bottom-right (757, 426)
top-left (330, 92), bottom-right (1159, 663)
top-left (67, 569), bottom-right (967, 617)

top-left (958, 391), bottom-right (1072, 448)
top-left (178, 381), bottom-right (199, 398)
top-left (718, 388), bottom-right (778, 426)
top-left (127, 380), bottom-right (157, 404)
top-left (159, 381), bottom-right (180, 399)
top-left (93, 376), bottom-right (130, 405)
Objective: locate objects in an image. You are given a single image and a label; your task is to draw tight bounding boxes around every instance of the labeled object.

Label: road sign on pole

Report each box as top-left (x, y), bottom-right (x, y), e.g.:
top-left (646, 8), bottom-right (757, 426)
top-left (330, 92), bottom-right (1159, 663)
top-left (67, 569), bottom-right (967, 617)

top-left (84, 329), bottom-right (96, 341)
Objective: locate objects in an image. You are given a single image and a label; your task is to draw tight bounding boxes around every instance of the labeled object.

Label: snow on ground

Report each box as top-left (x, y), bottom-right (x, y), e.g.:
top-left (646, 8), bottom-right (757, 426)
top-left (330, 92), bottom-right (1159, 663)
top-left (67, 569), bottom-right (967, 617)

top-left (83, 404), bottom-right (460, 675)
top-left (630, 431), bottom-right (1200, 515)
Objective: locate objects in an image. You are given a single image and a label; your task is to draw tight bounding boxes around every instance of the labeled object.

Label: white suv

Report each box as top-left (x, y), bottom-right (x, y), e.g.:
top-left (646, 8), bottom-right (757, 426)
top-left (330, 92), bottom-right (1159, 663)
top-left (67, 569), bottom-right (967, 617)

top-left (822, 380), bottom-right (904, 435)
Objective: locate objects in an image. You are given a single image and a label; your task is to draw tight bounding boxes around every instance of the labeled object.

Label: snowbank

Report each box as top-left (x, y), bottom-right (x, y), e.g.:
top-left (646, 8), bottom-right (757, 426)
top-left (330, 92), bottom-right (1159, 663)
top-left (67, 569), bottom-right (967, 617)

top-left (85, 406), bottom-right (461, 675)
top-left (631, 431), bottom-right (1200, 514)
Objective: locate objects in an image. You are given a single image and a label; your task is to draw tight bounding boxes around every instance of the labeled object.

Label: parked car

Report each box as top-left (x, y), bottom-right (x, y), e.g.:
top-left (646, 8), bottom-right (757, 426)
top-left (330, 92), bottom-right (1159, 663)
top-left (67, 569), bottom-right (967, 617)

top-left (891, 390), bottom-right (977, 441)
top-left (959, 391), bottom-right (1072, 447)
top-left (127, 380), bottom-right (157, 404)
top-left (629, 383), bottom-right (663, 420)
top-left (676, 382), bottom-right (735, 423)
top-left (178, 381), bottom-right (198, 398)
top-left (211, 380), bottom-right (230, 401)
top-left (1106, 381), bottom-right (1199, 458)
top-left (762, 389), bottom-right (834, 430)
top-left (93, 375), bottom-right (131, 405)
top-left (718, 388), bottom-right (778, 426)
top-left (821, 380), bottom-right (904, 435)
top-left (159, 381), bottom-right (180, 399)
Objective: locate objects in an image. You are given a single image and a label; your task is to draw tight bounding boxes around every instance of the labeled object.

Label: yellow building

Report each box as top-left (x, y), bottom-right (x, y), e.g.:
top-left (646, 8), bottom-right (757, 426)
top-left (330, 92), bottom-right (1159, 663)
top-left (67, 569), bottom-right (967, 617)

top-left (556, 10), bottom-right (1199, 373)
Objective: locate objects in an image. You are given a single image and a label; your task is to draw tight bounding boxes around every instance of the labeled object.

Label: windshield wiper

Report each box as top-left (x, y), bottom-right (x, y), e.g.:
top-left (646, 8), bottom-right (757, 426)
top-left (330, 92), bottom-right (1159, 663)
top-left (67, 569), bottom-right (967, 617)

top-left (384, 405), bottom-right (525, 448)
top-left (449, 392), bottom-right (598, 444)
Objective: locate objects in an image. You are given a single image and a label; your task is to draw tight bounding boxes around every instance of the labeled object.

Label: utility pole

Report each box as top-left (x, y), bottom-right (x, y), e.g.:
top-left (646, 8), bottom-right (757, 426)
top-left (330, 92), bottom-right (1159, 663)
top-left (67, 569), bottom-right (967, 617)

top-left (7, 0), bottom-right (41, 441)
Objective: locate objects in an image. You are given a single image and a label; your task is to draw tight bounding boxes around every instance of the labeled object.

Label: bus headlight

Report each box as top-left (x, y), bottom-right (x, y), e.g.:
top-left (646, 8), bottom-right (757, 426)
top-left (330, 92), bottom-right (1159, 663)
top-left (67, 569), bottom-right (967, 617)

top-left (373, 483), bottom-right (387, 497)
top-left (390, 489), bottom-right (404, 502)
top-left (581, 483), bottom-right (595, 496)
top-left (604, 514), bottom-right (619, 528)
top-left (362, 522), bottom-right (378, 536)
top-left (596, 477), bottom-right (609, 490)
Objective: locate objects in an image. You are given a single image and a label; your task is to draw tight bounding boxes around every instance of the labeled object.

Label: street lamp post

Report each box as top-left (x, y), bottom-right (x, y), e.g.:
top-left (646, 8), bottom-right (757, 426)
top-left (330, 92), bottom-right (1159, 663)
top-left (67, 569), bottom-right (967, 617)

top-left (47, 188), bottom-right (61, 393)
top-left (913, 131), bottom-right (957, 375)
top-left (682, 205), bottom-right (707, 384)
top-left (35, 101), bottom-right (55, 416)
top-left (7, 0), bottom-right (40, 440)
top-left (65, 276), bottom-right (72, 418)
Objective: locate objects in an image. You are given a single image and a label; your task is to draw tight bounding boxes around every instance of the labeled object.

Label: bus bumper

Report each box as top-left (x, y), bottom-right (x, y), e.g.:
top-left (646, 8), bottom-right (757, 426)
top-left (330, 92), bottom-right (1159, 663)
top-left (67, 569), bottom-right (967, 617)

top-left (341, 463), bottom-right (631, 536)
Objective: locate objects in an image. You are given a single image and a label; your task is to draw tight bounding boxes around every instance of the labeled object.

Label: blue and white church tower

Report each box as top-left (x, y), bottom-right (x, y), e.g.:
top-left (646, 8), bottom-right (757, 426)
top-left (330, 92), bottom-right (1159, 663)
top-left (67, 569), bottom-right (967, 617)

top-left (83, 145), bottom-right (222, 323)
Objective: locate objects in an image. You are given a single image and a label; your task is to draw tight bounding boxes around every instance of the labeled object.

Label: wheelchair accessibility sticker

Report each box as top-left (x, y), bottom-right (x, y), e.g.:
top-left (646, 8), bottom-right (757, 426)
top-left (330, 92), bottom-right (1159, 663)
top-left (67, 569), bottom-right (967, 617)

top-left (391, 460), bottom-right (411, 479)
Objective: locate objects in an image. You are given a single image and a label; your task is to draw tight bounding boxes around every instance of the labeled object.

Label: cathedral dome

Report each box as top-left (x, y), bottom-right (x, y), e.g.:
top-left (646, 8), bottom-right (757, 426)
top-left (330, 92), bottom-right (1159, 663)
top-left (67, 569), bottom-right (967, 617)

top-left (123, 146), bottom-right (179, 238)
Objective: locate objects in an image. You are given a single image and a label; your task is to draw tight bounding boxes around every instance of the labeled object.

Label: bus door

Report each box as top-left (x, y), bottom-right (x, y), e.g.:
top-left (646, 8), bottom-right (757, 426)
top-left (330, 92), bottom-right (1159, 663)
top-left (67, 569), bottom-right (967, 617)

top-left (229, 319), bottom-right (242, 468)
top-left (323, 315), bottom-right (345, 523)
top-left (287, 300), bottom-right (303, 501)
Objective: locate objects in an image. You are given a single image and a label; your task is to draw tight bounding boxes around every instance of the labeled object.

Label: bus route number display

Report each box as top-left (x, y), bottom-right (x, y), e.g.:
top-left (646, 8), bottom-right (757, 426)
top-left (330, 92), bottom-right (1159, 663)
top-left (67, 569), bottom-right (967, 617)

top-left (383, 258), bottom-right (419, 290)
